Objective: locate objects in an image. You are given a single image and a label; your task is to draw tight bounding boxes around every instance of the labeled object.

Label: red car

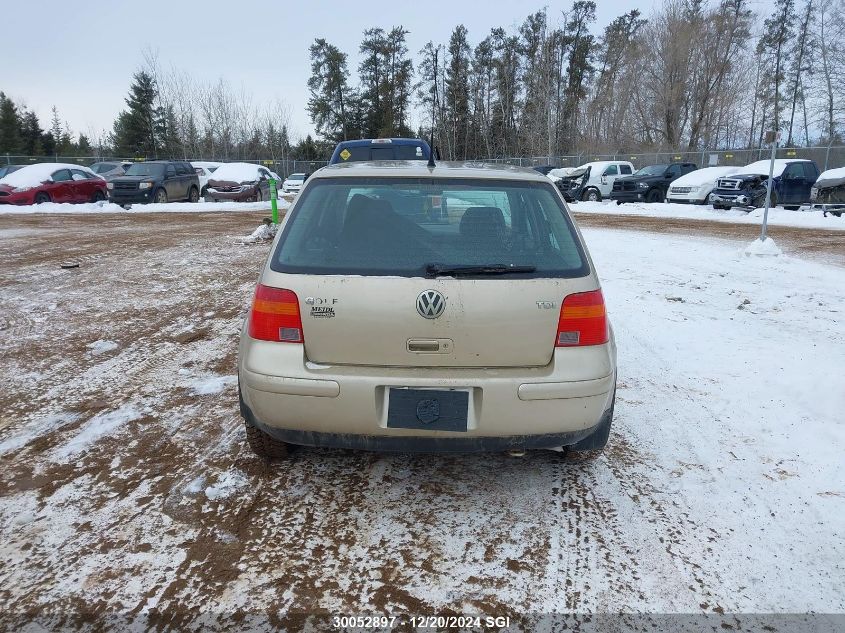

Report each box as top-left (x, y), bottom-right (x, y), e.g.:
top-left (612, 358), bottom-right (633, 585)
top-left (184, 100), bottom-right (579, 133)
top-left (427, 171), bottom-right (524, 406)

top-left (0, 163), bottom-right (107, 205)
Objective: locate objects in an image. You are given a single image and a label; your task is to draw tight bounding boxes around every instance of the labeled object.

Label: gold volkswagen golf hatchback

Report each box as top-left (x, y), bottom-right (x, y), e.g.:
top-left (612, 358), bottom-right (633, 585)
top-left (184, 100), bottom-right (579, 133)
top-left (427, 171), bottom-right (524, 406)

top-left (238, 161), bottom-right (616, 457)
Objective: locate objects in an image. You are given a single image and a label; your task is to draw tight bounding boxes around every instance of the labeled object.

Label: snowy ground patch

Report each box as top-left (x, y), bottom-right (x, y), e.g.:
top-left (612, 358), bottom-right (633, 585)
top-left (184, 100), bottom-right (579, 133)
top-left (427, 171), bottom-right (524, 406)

top-left (50, 405), bottom-right (142, 461)
top-left (204, 470), bottom-right (250, 501)
top-left (189, 374), bottom-right (237, 395)
top-left (86, 339), bottom-right (119, 355)
top-left (575, 199), bottom-right (845, 230)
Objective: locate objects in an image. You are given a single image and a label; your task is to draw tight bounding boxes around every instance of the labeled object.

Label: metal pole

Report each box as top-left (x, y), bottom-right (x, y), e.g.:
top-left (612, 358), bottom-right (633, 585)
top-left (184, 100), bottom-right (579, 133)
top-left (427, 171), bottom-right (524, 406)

top-left (761, 136), bottom-right (778, 242)
top-left (269, 178), bottom-right (279, 224)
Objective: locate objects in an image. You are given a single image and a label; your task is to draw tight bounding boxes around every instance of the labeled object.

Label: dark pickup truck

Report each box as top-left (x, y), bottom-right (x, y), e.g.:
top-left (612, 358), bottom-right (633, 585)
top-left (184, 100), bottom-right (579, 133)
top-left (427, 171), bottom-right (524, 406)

top-left (610, 162), bottom-right (697, 204)
top-left (710, 159), bottom-right (819, 211)
top-left (107, 160), bottom-right (200, 205)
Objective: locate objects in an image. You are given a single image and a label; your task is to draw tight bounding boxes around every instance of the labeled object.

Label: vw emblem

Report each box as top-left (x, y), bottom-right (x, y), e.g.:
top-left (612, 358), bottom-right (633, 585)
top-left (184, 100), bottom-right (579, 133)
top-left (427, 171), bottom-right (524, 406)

top-left (416, 398), bottom-right (440, 424)
top-left (416, 289), bottom-right (445, 319)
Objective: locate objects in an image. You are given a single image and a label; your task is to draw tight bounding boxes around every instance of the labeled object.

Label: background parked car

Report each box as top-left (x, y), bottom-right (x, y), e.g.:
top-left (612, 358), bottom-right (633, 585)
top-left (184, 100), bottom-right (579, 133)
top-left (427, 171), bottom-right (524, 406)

top-left (282, 173), bottom-right (308, 193)
top-left (329, 138), bottom-right (432, 164)
top-left (610, 162), bottom-right (697, 204)
top-left (710, 159), bottom-right (819, 211)
top-left (532, 165), bottom-right (557, 176)
top-left (0, 163), bottom-right (106, 205)
top-left (107, 160), bottom-right (200, 205)
top-left (0, 165), bottom-right (24, 180)
top-left (552, 161), bottom-right (634, 202)
top-left (666, 166), bottom-right (741, 204)
top-left (810, 167), bottom-right (845, 217)
top-left (206, 163), bottom-right (276, 202)
top-left (191, 162), bottom-right (223, 198)
top-left (90, 161), bottom-right (133, 180)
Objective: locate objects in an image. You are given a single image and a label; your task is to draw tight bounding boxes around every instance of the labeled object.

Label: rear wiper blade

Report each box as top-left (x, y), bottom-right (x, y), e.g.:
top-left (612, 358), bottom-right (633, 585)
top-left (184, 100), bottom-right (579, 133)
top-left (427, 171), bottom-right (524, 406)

top-left (425, 263), bottom-right (536, 277)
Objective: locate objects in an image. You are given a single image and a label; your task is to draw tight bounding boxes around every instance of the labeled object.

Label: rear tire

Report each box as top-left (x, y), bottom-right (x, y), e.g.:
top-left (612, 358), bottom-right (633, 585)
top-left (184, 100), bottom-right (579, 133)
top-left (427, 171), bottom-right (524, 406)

top-left (92, 190), bottom-right (105, 203)
top-left (244, 420), bottom-right (290, 459)
top-left (188, 186), bottom-right (199, 203)
top-left (34, 192), bottom-right (51, 204)
top-left (256, 189), bottom-right (263, 203)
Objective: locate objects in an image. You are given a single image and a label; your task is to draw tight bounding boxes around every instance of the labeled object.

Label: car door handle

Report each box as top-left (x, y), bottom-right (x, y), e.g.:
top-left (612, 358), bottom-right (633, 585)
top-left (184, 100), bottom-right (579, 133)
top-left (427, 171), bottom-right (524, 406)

top-left (407, 339), bottom-right (453, 353)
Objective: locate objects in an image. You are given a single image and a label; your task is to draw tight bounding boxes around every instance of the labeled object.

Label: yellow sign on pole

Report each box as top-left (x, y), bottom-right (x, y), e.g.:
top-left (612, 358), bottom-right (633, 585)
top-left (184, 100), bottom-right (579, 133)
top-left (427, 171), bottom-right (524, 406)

top-left (340, 149), bottom-right (351, 161)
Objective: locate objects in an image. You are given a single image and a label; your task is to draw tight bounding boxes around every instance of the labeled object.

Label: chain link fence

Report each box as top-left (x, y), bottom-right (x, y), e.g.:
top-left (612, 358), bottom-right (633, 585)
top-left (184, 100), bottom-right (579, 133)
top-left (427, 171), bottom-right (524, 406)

top-left (1, 155), bottom-right (329, 178)
top-left (5, 146), bottom-right (845, 174)
top-left (480, 146), bottom-right (845, 172)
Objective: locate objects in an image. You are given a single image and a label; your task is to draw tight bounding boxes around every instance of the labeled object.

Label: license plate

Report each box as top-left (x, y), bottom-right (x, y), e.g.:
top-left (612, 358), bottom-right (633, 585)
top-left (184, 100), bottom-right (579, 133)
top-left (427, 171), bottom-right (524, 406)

top-left (387, 388), bottom-right (469, 432)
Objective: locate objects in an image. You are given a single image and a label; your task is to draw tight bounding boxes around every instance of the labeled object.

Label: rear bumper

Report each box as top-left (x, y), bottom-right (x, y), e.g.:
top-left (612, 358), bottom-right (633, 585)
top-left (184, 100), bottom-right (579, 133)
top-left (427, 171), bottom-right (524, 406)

top-left (240, 392), bottom-right (610, 452)
top-left (238, 336), bottom-right (616, 450)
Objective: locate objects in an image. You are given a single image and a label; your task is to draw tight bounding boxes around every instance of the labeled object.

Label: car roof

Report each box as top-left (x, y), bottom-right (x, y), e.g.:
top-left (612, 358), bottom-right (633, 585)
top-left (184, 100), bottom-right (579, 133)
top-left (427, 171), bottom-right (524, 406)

top-left (310, 161), bottom-right (551, 182)
top-left (335, 138), bottom-right (429, 147)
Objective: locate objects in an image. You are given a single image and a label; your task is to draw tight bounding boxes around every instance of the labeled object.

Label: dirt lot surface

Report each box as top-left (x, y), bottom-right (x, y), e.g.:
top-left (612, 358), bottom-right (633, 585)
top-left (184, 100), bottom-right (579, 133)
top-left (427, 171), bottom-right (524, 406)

top-left (0, 211), bottom-right (842, 631)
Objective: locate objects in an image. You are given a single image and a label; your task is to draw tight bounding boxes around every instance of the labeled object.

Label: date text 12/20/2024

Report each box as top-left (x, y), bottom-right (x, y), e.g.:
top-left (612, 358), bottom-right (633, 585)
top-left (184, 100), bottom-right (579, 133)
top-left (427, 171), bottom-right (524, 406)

top-left (332, 615), bottom-right (512, 629)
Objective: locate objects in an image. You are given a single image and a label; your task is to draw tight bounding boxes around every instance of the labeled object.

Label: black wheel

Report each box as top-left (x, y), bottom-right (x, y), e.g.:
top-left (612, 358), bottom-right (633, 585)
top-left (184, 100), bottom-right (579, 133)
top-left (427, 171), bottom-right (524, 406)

top-left (615, 200), bottom-right (623, 205)
top-left (581, 188), bottom-right (601, 202)
top-left (154, 188), bottom-right (168, 204)
top-left (34, 192), bottom-right (51, 204)
top-left (92, 190), bottom-right (105, 202)
top-left (244, 420), bottom-right (290, 459)
top-left (201, 185), bottom-right (208, 198)
top-left (645, 188), bottom-right (662, 203)
top-left (188, 186), bottom-right (199, 203)
top-left (255, 189), bottom-right (263, 203)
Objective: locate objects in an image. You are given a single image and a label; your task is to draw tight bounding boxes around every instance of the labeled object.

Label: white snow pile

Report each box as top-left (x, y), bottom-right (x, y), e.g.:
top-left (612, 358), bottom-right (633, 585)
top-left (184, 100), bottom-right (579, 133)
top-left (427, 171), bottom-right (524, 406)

top-left (670, 165), bottom-right (740, 187)
top-left (574, 199), bottom-right (845, 230)
top-left (208, 162), bottom-right (263, 184)
top-left (240, 221), bottom-right (277, 244)
top-left (0, 198), bottom-right (291, 215)
top-left (87, 340), bottom-right (118, 355)
top-left (51, 405), bottom-right (142, 461)
top-left (0, 163), bottom-right (100, 188)
top-left (190, 374), bottom-right (237, 395)
top-left (815, 166), bottom-right (845, 187)
top-left (744, 236), bottom-right (782, 256)
top-left (204, 470), bottom-right (250, 501)
top-left (732, 158), bottom-right (811, 178)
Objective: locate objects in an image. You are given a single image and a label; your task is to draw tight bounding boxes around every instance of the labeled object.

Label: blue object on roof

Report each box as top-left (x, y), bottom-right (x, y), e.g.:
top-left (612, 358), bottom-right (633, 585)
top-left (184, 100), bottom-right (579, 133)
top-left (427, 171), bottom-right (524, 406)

top-left (330, 138), bottom-right (432, 165)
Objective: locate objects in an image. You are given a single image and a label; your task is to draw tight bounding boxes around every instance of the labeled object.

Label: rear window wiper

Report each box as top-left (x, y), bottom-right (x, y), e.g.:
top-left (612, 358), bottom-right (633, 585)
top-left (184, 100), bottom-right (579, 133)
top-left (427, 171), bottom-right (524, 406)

top-left (425, 263), bottom-right (537, 277)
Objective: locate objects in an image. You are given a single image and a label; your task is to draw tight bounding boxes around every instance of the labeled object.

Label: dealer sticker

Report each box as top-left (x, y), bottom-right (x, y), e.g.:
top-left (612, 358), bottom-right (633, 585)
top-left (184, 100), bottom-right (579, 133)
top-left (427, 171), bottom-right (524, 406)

top-left (310, 306), bottom-right (335, 318)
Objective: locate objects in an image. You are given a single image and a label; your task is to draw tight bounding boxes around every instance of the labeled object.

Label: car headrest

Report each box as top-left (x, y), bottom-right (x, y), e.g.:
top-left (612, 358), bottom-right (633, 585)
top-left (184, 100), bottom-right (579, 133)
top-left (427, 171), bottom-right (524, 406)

top-left (459, 206), bottom-right (506, 236)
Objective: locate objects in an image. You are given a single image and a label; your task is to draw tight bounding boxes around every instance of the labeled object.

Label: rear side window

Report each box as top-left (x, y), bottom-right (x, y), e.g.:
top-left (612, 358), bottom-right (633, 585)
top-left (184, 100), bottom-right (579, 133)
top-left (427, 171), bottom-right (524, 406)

top-left (803, 163), bottom-right (818, 180)
top-left (175, 163), bottom-right (190, 175)
top-left (620, 164), bottom-right (632, 175)
top-left (272, 177), bottom-right (589, 278)
top-left (52, 169), bottom-right (72, 182)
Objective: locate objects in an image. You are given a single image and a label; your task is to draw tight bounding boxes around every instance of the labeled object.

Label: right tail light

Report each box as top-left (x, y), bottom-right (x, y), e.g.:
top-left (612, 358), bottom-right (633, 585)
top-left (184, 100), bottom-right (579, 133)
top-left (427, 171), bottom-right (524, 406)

top-left (555, 289), bottom-right (608, 347)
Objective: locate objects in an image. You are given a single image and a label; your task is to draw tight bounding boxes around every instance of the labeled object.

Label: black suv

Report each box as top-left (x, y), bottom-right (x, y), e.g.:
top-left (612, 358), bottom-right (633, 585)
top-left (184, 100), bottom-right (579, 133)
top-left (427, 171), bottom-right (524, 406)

top-left (610, 162), bottom-right (697, 204)
top-left (107, 160), bottom-right (200, 205)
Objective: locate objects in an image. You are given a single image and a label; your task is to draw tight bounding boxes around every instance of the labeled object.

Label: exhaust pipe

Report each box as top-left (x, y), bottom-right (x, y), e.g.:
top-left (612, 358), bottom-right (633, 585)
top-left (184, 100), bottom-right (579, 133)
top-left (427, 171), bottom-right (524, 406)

top-left (506, 449), bottom-right (526, 458)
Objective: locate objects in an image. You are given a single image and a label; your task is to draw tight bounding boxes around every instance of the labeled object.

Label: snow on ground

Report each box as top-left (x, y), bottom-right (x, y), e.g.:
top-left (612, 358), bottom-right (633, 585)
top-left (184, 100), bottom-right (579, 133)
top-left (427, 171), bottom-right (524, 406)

top-left (0, 214), bottom-right (842, 626)
top-left (0, 198), bottom-right (291, 215)
top-left (575, 198), bottom-right (845, 230)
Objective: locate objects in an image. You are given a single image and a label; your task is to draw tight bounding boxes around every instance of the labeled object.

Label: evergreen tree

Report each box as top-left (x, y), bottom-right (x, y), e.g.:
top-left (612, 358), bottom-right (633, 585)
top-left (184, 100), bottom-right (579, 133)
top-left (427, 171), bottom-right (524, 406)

top-left (20, 110), bottom-right (44, 155)
top-left (111, 71), bottom-right (163, 157)
top-left (308, 38), bottom-right (354, 141)
top-left (446, 25), bottom-right (472, 159)
top-left (77, 134), bottom-right (92, 155)
top-left (0, 93), bottom-right (22, 154)
top-left (756, 0), bottom-right (797, 135)
top-left (358, 28), bottom-right (388, 137)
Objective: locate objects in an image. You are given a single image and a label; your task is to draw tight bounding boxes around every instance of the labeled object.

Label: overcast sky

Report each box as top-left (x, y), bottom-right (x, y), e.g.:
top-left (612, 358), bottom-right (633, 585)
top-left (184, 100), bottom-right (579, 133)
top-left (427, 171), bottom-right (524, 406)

top-left (3, 0), bottom-right (776, 143)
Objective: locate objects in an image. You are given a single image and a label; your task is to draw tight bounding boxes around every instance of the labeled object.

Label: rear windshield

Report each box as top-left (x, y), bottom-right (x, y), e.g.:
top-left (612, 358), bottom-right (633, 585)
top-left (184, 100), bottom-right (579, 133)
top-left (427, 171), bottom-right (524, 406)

top-left (91, 163), bottom-right (116, 174)
top-left (125, 163), bottom-right (165, 177)
top-left (288, 174), bottom-right (306, 181)
top-left (336, 144), bottom-right (427, 162)
top-left (272, 177), bottom-right (588, 278)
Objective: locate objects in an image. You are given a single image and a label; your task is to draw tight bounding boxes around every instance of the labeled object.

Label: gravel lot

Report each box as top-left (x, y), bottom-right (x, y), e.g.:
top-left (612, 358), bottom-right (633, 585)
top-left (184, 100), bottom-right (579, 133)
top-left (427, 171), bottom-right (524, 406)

top-left (0, 210), bottom-right (842, 631)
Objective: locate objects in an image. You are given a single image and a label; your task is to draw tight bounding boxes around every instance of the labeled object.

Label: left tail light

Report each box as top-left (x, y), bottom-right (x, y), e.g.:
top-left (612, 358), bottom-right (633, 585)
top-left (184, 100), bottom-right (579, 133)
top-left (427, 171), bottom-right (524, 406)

top-left (248, 284), bottom-right (303, 343)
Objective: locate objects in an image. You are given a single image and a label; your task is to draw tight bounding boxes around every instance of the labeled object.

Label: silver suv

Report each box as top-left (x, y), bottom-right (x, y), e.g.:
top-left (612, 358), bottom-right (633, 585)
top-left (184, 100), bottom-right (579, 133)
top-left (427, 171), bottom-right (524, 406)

top-left (238, 161), bottom-right (617, 457)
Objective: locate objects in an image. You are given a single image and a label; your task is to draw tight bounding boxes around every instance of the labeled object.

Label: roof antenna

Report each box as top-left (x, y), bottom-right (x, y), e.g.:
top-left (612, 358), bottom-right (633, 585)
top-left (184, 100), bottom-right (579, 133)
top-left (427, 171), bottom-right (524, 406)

top-left (427, 45), bottom-right (438, 169)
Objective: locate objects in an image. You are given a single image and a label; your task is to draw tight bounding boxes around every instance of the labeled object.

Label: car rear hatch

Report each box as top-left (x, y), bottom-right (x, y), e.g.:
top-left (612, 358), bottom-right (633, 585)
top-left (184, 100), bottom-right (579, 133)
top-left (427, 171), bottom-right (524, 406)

top-left (260, 175), bottom-right (597, 368)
